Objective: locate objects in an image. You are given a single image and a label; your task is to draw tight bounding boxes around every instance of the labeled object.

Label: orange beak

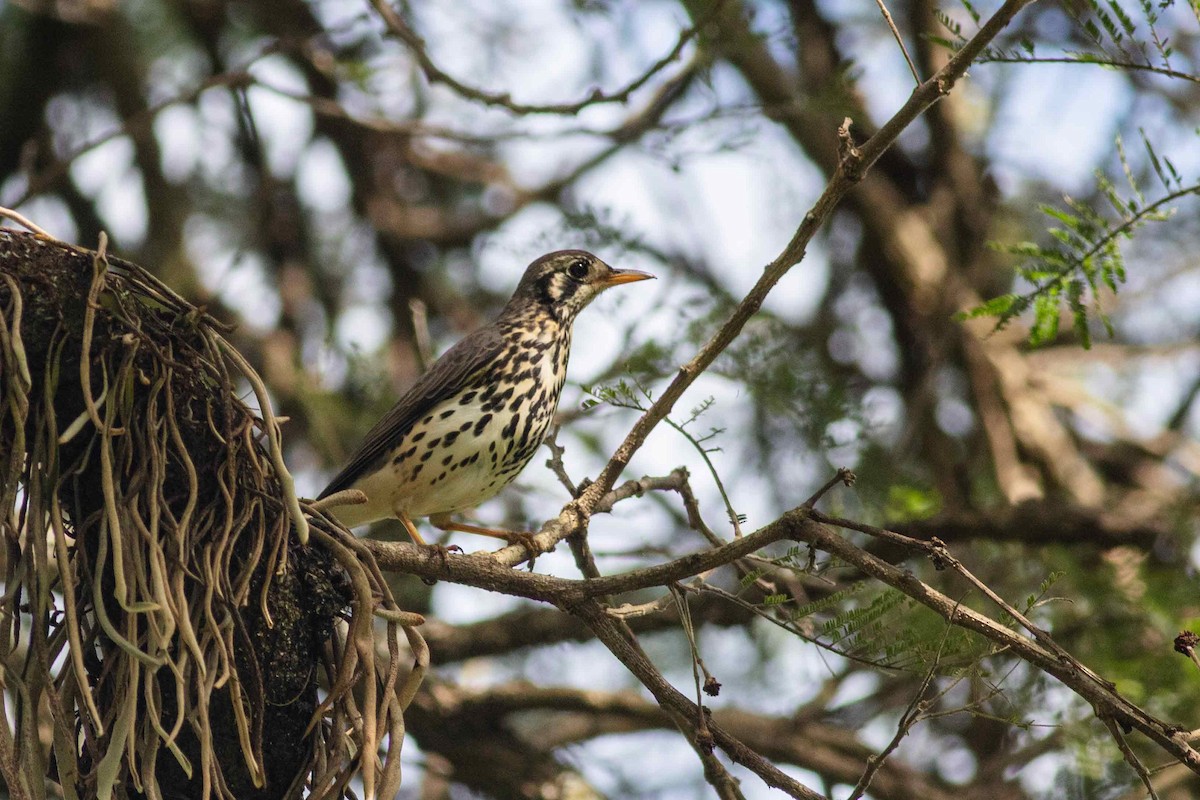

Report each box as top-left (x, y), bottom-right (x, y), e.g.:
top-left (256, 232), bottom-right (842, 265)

top-left (602, 268), bottom-right (655, 287)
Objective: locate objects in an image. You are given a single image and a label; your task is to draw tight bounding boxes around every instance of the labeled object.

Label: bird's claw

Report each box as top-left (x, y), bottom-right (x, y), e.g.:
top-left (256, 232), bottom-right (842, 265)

top-left (432, 543), bottom-right (463, 562)
top-left (504, 531), bottom-right (540, 570)
top-left (420, 543), bottom-right (463, 585)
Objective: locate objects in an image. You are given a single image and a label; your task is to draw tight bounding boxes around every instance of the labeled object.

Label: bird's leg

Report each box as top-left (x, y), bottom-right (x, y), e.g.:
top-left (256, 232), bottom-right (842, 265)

top-left (429, 514), bottom-right (541, 562)
top-left (398, 512), bottom-right (429, 546)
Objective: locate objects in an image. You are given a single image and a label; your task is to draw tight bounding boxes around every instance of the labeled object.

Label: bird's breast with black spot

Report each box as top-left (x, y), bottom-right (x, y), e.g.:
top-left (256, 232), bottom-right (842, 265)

top-left (368, 324), bottom-right (571, 519)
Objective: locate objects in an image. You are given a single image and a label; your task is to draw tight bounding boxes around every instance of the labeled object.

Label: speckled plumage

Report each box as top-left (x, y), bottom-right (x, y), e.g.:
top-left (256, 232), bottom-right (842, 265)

top-left (318, 250), bottom-right (652, 537)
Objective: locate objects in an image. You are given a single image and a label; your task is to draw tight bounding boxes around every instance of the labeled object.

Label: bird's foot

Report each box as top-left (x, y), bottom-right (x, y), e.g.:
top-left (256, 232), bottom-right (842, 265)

top-left (431, 542), bottom-right (464, 561)
top-left (501, 530), bottom-right (541, 570)
top-left (429, 516), bottom-right (542, 568)
top-left (420, 543), bottom-right (463, 585)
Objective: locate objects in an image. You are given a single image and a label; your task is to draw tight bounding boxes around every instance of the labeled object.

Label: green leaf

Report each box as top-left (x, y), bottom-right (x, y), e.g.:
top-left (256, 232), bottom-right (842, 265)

top-left (957, 294), bottom-right (1018, 321)
top-left (1030, 292), bottom-right (1062, 346)
top-left (1067, 280), bottom-right (1092, 348)
top-left (1107, 0), bottom-right (1137, 37)
top-left (1141, 129), bottom-right (1175, 191)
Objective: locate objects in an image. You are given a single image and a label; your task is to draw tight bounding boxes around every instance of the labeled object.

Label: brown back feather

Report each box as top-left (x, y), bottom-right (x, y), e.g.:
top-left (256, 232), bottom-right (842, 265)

top-left (317, 325), bottom-right (506, 499)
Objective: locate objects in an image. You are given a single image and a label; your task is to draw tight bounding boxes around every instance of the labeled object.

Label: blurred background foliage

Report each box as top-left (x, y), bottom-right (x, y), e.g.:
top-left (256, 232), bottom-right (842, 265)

top-left (4, 0), bottom-right (1200, 796)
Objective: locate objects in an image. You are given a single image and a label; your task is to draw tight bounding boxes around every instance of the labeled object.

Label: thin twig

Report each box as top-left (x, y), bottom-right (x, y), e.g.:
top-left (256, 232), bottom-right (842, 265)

top-left (573, 598), bottom-right (824, 800)
top-left (669, 586), bottom-right (743, 798)
top-left (543, 426), bottom-right (578, 498)
top-left (1102, 714), bottom-right (1161, 800)
top-left (606, 592), bottom-right (679, 619)
top-left (804, 467), bottom-right (856, 508)
top-left (981, 54), bottom-right (1200, 85)
top-left (874, 0), bottom-right (921, 85)
top-left (664, 415), bottom-right (744, 537)
top-left (697, 584), bottom-right (901, 671)
top-left (367, 0), bottom-right (713, 115)
top-left (812, 510), bottom-right (1084, 662)
top-left (673, 585), bottom-right (721, 697)
top-left (846, 628), bottom-right (948, 800)
top-left (987, 181), bottom-right (1200, 321)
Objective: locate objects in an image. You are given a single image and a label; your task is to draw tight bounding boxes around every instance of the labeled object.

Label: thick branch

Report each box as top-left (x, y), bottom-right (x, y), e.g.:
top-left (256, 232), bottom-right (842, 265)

top-left (893, 500), bottom-right (1166, 550)
top-left (369, 504), bottom-right (1200, 778)
top-left (423, 592), bottom-right (751, 664)
top-left (453, 684), bottom-right (967, 800)
top-left (571, 599), bottom-right (827, 800)
top-left (792, 515), bottom-right (1200, 775)
top-left (363, 507), bottom-right (799, 602)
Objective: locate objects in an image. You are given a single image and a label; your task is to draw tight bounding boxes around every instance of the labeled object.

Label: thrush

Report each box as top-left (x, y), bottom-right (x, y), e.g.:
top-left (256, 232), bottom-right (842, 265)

top-left (316, 250), bottom-right (653, 553)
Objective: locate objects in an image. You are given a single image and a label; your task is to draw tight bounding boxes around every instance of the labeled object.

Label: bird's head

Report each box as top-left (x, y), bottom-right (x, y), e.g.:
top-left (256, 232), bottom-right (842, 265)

top-left (508, 250), bottom-right (654, 323)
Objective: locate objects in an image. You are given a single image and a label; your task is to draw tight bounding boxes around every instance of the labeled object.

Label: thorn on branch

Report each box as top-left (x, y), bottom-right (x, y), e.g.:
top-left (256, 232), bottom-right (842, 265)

top-left (838, 117), bottom-right (863, 180)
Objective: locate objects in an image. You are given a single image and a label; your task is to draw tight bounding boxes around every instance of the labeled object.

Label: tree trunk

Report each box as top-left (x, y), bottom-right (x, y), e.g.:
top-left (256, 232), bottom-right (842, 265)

top-left (0, 230), bottom-right (405, 800)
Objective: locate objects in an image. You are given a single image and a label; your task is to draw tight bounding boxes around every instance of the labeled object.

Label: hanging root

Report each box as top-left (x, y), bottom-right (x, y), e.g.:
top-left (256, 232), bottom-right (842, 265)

top-left (0, 229), bottom-right (422, 800)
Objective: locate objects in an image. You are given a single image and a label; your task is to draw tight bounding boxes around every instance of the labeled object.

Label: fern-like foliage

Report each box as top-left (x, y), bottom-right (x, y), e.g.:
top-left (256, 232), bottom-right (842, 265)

top-left (781, 568), bottom-right (1065, 673)
top-left (962, 135), bottom-right (1197, 347)
top-left (934, 0), bottom-right (1194, 82)
top-left (795, 583), bottom-right (997, 673)
top-left (931, 0), bottom-right (1200, 346)
top-left (584, 379), bottom-right (747, 530)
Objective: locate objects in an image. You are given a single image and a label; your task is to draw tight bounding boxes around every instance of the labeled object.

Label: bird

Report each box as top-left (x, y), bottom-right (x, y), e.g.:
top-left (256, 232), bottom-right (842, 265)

top-left (316, 250), bottom-right (653, 555)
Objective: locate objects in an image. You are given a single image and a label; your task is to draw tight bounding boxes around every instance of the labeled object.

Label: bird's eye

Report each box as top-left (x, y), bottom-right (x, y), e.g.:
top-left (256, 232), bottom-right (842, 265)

top-left (567, 259), bottom-right (590, 280)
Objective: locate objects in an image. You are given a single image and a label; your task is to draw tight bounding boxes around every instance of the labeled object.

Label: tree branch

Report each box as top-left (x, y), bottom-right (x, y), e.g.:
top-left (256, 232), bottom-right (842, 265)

top-left (368, 0), bottom-right (706, 115)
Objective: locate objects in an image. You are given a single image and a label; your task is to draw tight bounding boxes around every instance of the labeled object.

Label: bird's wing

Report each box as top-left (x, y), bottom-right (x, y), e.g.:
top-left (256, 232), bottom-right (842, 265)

top-left (317, 325), bottom-right (505, 499)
